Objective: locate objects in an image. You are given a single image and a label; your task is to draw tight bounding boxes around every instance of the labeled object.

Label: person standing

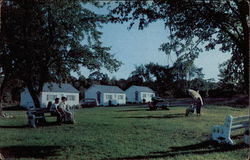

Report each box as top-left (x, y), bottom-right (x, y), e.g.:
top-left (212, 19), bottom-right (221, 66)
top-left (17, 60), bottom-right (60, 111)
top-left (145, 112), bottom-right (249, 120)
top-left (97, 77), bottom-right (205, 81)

top-left (187, 89), bottom-right (203, 116)
top-left (195, 96), bottom-right (203, 116)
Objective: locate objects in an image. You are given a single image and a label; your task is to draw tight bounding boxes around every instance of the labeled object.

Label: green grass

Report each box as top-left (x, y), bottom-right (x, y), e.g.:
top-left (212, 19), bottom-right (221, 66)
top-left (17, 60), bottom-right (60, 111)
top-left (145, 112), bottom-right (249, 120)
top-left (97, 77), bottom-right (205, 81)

top-left (0, 105), bottom-right (248, 160)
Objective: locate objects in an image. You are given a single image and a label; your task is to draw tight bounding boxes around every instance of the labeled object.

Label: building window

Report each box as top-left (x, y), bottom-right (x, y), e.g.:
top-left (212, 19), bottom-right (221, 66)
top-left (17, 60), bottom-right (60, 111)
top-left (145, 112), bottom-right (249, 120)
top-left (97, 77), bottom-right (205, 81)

top-left (67, 95), bottom-right (75, 101)
top-left (106, 95), bottom-right (112, 100)
top-left (47, 95), bottom-right (57, 101)
top-left (118, 95), bottom-right (124, 100)
top-left (142, 94), bottom-right (147, 98)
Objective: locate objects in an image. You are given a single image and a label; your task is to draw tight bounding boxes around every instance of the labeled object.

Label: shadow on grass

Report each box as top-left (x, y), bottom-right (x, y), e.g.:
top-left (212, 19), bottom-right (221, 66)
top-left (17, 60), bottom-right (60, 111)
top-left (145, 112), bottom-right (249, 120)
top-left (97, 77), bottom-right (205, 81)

top-left (114, 113), bottom-right (185, 119)
top-left (0, 125), bottom-right (29, 128)
top-left (116, 109), bottom-right (148, 112)
top-left (3, 105), bottom-right (26, 111)
top-left (0, 122), bottom-right (60, 129)
top-left (105, 140), bottom-right (247, 160)
top-left (1, 145), bottom-right (62, 159)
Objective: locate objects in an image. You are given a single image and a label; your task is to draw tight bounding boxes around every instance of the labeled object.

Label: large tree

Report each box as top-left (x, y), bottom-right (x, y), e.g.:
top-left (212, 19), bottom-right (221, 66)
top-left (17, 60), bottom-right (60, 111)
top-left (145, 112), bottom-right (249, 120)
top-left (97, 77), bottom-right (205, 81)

top-left (0, 0), bottom-right (121, 109)
top-left (110, 0), bottom-right (250, 94)
top-left (218, 58), bottom-right (245, 92)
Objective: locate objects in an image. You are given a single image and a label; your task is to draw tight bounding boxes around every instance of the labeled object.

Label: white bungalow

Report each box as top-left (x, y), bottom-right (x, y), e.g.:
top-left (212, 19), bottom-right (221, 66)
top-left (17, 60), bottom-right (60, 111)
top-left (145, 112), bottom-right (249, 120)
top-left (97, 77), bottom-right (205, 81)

top-left (125, 85), bottom-right (155, 103)
top-left (20, 83), bottom-right (79, 108)
top-left (85, 85), bottom-right (126, 106)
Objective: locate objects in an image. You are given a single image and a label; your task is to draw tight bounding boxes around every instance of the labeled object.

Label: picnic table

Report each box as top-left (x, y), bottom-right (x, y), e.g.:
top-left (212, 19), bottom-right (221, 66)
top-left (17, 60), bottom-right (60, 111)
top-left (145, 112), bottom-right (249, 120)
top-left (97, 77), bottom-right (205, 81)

top-left (26, 106), bottom-right (75, 128)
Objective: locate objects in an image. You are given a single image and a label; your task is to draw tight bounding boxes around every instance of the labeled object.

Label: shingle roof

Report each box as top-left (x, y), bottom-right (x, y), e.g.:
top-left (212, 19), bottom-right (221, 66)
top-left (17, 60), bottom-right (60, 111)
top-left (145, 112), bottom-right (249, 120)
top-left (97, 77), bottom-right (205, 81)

top-left (128, 85), bottom-right (155, 93)
top-left (43, 83), bottom-right (79, 93)
top-left (90, 85), bottom-right (125, 93)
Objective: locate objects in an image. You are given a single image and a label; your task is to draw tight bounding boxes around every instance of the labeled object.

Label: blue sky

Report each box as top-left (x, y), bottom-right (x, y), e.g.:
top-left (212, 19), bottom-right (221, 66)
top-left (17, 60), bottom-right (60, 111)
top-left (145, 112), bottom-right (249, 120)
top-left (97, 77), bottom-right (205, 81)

top-left (80, 3), bottom-right (232, 81)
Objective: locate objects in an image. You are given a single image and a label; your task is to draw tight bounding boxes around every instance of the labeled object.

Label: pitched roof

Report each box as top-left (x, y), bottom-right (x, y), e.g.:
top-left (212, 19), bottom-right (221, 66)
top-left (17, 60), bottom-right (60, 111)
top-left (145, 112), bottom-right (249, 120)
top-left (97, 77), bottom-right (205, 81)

top-left (42, 83), bottom-right (79, 93)
top-left (90, 84), bottom-right (125, 93)
top-left (128, 85), bottom-right (155, 93)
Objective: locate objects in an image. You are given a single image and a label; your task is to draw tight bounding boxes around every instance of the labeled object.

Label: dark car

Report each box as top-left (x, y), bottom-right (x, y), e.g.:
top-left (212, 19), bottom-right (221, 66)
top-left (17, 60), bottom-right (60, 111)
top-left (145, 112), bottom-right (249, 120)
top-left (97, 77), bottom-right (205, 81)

top-left (80, 98), bottom-right (98, 108)
top-left (149, 96), bottom-right (169, 110)
top-left (152, 96), bottom-right (165, 103)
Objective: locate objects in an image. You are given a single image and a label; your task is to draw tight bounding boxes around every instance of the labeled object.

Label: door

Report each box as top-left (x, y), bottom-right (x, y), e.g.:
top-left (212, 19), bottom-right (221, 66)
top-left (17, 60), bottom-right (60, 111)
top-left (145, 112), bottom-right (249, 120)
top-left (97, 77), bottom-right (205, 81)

top-left (135, 91), bottom-right (138, 102)
top-left (96, 91), bottom-right (101, 105)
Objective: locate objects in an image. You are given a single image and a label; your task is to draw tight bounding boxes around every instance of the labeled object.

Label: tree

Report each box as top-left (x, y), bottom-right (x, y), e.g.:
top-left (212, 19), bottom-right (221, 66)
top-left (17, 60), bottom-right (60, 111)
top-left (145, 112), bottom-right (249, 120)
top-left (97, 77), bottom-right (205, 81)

top-left (144, 63), bottom-right (173, 95)
top-left (116, 78), bottom-right (128, 90)
top-left (172, 58), bottom-right (204, 81)
top-left (219, 58), bottom-right (245, 90)
top-left (127, 62), bottom-right (205, 97)
top-left (130, 65), bottom-right (151, 82)
top-left (0, 1), bottom-right (121, 108)
top-left (110, 0), bottom-right (250, 94)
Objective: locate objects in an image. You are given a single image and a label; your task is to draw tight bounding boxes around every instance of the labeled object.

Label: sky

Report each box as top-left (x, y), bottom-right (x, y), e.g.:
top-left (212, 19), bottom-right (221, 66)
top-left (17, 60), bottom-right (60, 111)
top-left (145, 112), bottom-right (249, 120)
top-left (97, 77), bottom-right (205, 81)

top-left (79, 3), bottom-right (232, 82)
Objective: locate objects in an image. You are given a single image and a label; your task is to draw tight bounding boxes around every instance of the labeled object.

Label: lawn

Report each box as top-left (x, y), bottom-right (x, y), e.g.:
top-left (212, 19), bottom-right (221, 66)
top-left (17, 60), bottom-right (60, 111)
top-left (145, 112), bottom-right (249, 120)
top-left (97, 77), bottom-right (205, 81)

top-left (0, 105), bottom-right (248, 160)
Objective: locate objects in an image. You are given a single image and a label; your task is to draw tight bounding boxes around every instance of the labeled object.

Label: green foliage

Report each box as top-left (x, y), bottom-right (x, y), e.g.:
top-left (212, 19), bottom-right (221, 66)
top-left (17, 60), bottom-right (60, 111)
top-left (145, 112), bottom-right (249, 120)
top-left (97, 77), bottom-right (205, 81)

top-left (0, 1), bottom-right (121, 107)
top-left (127, 62), bottom-right (205, 97)
top-left (0, 105), bottom-right (248, 159)
top-left (172, 58), bottom-right (204, 81)
top-left (219, 59), bottom-right (245, 92)
top-left (110, 0), bottom-right (250, 93)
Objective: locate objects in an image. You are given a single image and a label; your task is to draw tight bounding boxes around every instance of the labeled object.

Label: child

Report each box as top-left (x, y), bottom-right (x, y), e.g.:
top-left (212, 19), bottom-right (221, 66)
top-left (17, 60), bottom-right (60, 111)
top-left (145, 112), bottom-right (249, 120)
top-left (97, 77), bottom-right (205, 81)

top-left (185, 103), bottom-right (196, 117)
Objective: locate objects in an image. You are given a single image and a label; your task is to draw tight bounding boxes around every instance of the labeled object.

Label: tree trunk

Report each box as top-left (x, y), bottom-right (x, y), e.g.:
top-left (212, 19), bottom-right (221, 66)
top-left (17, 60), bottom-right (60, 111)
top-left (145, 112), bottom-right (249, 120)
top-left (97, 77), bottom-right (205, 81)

top-left (239, 0), bottom-right (250, 95)
top-left (0, 0), bottom-right (3, 31)
top-left (0, 100), bottom-right (3, 117)
top-left (0, 1), bottom-right (2, 118)
top-left (242, 21), bottom-right (249, 95)
top-left (0, 86), bottom-right (4, 116)
top-left (26, 82), bottom-right (41, 108)
top-left (0, 75), bottom-right (7, 116)
top-left (243, 51), bottom-right (249, 95)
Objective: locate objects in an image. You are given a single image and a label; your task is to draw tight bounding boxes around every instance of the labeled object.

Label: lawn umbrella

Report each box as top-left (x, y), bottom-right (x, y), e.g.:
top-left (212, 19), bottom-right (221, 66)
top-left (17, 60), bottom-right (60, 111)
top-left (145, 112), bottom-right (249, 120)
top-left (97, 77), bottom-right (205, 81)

top-left (187, 89), bottom-right (203, 105)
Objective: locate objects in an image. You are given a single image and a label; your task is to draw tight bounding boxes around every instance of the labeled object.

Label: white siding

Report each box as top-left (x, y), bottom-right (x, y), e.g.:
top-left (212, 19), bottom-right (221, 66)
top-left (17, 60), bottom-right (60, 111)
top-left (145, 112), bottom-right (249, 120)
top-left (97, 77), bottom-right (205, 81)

top-left (140, 92), bottom-right (155, 103)
top-left (42, 92), bottom-right (79, 107)
top-left (125, 86), bottom-right (138, 103)
top-left (125, 86), bottom-right (155, 103)
top-left (103, 93), bottom-right (126, 106)
top-left (20, 89), bottom-right (79, 108)
top-left (85, 86), bottom-right (104, 105)
top-left (85, 86), bottom-right (126, 106)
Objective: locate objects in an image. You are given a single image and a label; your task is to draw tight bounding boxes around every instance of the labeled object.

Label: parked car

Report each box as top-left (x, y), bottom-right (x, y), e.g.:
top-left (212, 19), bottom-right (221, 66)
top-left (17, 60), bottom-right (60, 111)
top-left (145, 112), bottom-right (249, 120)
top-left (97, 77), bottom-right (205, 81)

top-left (80, 98), bottom-right (98, 108)
top-left (148, 96), bottom-right (169, 110)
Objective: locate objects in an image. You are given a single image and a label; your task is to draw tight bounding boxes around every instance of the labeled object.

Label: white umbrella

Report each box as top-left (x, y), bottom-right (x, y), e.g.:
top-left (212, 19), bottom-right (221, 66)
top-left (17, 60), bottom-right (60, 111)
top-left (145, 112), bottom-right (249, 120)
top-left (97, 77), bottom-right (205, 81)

top-left (188, 89), bottom-right (203, 105)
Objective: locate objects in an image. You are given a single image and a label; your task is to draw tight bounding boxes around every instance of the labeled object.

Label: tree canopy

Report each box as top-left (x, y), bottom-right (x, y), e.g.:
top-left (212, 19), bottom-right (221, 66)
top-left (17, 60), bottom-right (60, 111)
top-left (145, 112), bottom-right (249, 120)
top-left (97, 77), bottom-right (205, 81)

top-left (0, 0), bottom-right (121, 108)
top-left (110, 0), bottom-right (250, 94)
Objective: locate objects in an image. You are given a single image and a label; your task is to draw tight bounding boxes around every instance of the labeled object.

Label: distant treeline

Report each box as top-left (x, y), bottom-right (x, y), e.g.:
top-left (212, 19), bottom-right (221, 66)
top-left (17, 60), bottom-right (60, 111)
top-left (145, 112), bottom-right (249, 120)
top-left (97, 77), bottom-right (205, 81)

top-left (0, 62), bottom-right (246, 103)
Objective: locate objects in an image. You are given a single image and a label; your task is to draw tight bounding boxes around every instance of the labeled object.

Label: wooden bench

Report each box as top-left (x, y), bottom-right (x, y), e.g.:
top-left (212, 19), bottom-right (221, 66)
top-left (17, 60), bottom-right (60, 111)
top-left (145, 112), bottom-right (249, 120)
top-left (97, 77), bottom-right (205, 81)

top-left (211, 115), bottom-right (249, 145)
top-left (26, 108), bottom-right (59, 128)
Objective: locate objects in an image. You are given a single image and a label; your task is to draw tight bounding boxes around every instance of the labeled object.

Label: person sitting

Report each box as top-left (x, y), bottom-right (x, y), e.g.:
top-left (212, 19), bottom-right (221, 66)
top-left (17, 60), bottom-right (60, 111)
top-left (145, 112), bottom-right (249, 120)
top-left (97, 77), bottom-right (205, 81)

top-left (50, 98), bottom-right (62, 124)
top-left (185, 103), bottom-right (196, 117)
top-left (58, 97), bottom-right (74, 124)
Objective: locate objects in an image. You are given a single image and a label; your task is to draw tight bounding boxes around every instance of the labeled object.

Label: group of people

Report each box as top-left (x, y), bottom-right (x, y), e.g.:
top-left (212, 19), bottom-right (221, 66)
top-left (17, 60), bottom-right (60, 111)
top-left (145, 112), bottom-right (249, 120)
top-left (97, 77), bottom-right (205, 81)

top-left (185, 100), bottom-right (203, 117)
top-left (185, 92), bottom-right (203, 117)
top-left (48, 97), bottom-right (74, 124)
